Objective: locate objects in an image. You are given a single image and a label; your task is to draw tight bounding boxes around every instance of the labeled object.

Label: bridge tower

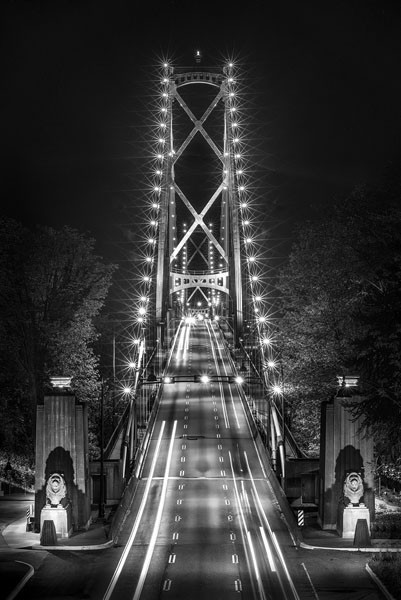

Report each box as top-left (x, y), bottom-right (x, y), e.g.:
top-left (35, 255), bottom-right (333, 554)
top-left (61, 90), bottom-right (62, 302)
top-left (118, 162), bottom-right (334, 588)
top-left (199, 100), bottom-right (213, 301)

top-left (154, 58), bottom-right (244, 345)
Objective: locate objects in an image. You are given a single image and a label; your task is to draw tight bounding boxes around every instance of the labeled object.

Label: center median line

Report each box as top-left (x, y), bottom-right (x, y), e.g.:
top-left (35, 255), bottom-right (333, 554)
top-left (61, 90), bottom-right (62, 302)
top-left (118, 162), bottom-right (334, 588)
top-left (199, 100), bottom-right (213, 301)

top-left (103, 421), bottom-right (166, 600)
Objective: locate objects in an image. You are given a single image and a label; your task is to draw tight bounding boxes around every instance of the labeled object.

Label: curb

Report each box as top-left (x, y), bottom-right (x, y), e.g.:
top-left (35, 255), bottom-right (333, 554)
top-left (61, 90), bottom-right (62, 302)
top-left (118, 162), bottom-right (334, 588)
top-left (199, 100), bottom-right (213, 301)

top-left (365, 563), bottom-right (397, 600)
top-left (300, 540), bottom-right (401, 552)
top-left (31, 538), bottom-right (115, 551)
top-left (5, 560), bottom-right (34, 600)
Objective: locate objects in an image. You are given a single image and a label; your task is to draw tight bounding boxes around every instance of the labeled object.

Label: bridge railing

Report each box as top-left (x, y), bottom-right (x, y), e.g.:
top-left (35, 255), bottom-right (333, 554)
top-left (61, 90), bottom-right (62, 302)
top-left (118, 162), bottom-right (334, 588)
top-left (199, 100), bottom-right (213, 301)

top-left (217, 321), bottom-right (306, 461)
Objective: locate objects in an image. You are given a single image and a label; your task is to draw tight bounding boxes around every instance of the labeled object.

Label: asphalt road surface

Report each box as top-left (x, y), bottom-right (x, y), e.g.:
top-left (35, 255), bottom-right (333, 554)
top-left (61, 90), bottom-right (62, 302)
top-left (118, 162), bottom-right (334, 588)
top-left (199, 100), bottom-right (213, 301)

top-left (97, 318), bottom-right (311, 600)
top-left (13, 318), bottom-right (386, 600)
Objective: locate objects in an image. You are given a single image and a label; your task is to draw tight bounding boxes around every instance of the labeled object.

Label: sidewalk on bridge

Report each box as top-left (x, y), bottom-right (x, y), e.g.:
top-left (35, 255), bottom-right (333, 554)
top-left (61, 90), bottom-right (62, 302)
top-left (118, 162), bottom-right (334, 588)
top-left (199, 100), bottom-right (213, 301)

top-left (0, 493), bottom-right (113, 550)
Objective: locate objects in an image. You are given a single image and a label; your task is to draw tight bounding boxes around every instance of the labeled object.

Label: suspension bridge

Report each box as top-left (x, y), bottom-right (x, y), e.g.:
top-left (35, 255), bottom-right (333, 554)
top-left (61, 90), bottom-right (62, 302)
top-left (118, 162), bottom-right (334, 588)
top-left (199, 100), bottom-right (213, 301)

top-left (99, 57), bottom-right (307, 600)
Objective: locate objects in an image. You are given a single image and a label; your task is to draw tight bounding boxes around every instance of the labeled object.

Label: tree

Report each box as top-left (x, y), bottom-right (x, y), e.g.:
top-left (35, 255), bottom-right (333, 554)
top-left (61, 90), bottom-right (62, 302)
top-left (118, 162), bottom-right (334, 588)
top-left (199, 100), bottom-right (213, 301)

top-left (276, 173), bottom-right (401, 457)
top-left (0, 218), bottom-right (116, 454)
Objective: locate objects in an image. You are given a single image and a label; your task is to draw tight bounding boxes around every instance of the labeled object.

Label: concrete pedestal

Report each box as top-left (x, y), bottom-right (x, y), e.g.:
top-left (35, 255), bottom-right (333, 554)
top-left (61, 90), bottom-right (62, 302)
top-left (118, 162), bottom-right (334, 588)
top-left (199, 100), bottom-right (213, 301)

top-left (40, 506), bottom-right (72, 539)
top-left (339, 506), bottom-right (370, 539)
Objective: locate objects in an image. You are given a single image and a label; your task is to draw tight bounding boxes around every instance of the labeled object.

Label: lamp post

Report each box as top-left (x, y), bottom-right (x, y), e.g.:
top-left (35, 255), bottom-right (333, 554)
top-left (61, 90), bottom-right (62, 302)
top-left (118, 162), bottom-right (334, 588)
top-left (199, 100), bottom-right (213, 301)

top-left (98, 380), bottom-right (105, 519)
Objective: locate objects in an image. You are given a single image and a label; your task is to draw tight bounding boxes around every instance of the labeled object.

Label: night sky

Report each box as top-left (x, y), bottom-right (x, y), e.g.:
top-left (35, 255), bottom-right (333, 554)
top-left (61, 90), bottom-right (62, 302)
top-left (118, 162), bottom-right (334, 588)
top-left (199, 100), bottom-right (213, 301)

top-left (1, 0), bottom-right (401, 270)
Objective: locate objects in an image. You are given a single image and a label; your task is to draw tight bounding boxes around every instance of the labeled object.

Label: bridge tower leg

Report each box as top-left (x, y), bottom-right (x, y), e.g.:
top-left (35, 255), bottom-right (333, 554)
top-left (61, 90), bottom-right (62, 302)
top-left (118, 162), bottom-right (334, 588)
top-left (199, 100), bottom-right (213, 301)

top-left (153, 58), bottom-right (244, 345)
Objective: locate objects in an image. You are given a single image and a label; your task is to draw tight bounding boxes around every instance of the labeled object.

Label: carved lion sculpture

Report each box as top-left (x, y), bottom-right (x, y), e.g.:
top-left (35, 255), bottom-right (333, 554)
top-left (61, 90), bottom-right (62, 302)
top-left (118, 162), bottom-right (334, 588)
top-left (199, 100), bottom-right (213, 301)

top-left (46, 473), bottom-right (68, 507)
top-left (343, 472), bottom-right (364, 505)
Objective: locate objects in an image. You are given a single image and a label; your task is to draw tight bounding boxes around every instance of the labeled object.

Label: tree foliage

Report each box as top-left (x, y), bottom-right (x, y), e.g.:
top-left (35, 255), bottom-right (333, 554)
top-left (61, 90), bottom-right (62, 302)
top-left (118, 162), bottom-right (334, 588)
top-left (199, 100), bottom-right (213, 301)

top-left (0, 218), bottom-right (116, 454)
top-left (276, 170), bottom-right (401, 458)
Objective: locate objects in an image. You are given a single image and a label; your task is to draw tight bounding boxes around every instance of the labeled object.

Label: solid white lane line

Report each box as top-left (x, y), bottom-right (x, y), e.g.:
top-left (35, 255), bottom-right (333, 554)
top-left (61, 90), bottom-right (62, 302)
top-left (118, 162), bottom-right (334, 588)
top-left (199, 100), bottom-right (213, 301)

top-left (208, 322), bottom-right (240, 428)
top-left (244, 451), bottom-right (299, 600)
top-left (205, 320), bottom-right (230, 428)
top-left (103, 422), bottom-right (166, 600)
top-left (271, 532), bottom-right (300, 600)
top-left (301, 563), bottom-right (320, 600)
top-left (228, 452), bottom-right (247, 533)
top-left (259, 527), bottom-right (276, 572)
top-left (132, 420), bottom-right (178, 600)
top-left (176, 323), bottom-right (187, 365)
top-left (7, 561), bottom-right (34, 600)
top-left (247, 530), bottom-right (267, 600)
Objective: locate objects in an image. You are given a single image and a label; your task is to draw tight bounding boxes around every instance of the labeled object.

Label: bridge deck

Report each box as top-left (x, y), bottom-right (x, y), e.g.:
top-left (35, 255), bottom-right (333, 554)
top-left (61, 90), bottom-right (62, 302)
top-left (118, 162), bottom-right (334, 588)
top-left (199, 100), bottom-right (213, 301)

top-left (102, 320), bottom-right (301, 600)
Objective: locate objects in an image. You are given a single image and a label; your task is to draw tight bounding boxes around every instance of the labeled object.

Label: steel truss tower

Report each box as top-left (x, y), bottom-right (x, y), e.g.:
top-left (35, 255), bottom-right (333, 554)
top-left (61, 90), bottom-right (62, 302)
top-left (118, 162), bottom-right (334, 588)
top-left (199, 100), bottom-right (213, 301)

top-left (155, 60), bottom-right (244, 344)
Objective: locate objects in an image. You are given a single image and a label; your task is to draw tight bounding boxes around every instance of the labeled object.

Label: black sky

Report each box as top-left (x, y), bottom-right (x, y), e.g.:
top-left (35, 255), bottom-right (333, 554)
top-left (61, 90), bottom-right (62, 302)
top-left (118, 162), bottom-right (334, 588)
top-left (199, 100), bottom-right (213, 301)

top-left (1, 0), bottom-right (401, 267)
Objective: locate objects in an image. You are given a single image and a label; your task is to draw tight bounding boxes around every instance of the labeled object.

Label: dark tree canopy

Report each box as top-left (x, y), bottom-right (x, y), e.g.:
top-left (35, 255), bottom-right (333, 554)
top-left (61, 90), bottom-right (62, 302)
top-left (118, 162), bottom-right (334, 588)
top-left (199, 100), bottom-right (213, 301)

top-left (0, 219), bottom-right (116, 455)
top-left (276, 169), bottom-right (401, 459)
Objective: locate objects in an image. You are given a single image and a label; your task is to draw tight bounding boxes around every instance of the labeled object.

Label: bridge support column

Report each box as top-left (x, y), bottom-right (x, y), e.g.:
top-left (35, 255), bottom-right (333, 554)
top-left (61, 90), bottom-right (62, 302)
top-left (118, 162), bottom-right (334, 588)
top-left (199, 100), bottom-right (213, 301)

top-left (34, 388), bottom-right (91, 533)
top-left (318, 392), bottom-right (374, 531)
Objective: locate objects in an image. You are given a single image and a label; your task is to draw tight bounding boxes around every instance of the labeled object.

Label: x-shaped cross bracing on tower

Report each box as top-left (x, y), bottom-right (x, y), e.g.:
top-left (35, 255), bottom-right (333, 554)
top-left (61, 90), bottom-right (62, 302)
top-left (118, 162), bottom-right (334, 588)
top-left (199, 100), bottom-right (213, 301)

top-left (155, 65), bottom-right (243, 342)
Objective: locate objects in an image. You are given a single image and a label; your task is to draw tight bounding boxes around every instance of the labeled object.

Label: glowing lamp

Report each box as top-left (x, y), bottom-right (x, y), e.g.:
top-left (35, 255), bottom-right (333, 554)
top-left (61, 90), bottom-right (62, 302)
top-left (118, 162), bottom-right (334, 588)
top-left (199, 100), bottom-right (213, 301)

top-left (50, 376), bottom-right (72, 389)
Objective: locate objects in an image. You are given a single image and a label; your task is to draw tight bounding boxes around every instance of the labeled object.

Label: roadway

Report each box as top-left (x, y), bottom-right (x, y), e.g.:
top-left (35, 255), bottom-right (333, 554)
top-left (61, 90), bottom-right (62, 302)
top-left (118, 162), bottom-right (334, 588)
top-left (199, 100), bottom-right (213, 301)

top-left (101, 318), bottom-right (302, 600)
top-left (2, 317), bottom-right (386, 600)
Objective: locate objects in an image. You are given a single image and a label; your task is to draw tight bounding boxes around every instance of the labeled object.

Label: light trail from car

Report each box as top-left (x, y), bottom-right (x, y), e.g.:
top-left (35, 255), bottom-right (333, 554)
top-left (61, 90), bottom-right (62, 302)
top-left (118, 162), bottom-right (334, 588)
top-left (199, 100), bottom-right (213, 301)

top-left (103, 421), bottom-right (166, 600)
top-left (244, 450), bottom-right (300, 600)
top-left (205, 320), bottom-right (230, 428)
top-left (132, 420), bottom-right (178, 600)
top-left (207, 320), bottom-right (241, 429)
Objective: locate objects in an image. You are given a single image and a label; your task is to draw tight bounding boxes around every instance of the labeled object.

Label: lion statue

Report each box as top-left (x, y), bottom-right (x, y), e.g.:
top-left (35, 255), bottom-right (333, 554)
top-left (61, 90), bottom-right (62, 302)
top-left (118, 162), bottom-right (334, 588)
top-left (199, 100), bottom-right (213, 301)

top-left (46, 473), bottom-right (68, 508)
top-left (343, 472), bottom-right (364, 505)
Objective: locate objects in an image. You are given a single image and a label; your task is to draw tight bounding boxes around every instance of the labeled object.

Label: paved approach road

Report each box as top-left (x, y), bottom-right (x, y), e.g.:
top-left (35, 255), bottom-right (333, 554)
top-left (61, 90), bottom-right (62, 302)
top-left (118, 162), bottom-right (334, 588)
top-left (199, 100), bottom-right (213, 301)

top-left (97, 318), bottom-right (308, 600)
top-left (15, 318), bottom-right (385, 600)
